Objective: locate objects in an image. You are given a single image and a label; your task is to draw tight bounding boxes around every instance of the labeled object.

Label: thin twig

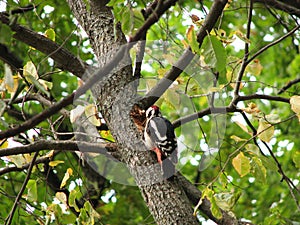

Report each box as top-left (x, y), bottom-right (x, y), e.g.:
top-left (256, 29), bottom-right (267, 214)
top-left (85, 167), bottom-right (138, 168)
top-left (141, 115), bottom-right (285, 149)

top-left (278, 78), bottom-right (300, 94)
top-left (246, 24), bottom-right (300, 64)
top-left (232, 0), bottom-right (253, 98)
top-left (172, 106), bottom-right (239, 128)
top-left (240, 111), bottom-right (265, 155)
top-left (5, 151), bottom-right (39, 225)
top-left (0, 154), bottom-right (53, 176)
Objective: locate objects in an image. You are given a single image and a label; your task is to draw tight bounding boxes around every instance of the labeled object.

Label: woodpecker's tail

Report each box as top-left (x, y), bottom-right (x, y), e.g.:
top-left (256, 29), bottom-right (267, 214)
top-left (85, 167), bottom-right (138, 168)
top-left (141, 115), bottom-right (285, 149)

top-left (162, 158), bottom-right (176, 180)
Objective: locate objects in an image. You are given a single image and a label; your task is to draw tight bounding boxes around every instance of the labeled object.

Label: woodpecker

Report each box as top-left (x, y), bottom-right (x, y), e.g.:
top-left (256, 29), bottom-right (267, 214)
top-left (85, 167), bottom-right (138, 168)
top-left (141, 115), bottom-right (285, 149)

top-left (143, 105), bottom-right (178, 178)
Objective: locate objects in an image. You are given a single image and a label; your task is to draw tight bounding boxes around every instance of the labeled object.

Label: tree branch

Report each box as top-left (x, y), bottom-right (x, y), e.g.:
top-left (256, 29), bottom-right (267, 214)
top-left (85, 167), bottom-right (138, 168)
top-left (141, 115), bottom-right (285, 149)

top-left (172, 106), bottom-right (239, 128)
top-left (0, 140), bottom-right (117, 157)
top-left (0, 43), bottom-right (23, 70)
top-left (254, 0), bottom-right (300, 17)
top-left (238, 94), bottom-right (290, 103)
top-left (0, 12), bottom-right (89, 78)
top-left (172, 93), bottom-right (289, 128)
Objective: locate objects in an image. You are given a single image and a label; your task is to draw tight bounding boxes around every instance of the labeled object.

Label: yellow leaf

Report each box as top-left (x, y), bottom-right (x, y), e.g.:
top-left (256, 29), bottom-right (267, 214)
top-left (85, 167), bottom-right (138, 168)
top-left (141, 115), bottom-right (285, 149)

top-left (5, 75), bottom-right (19, 93)
top-left (187, 25), bottom-right (194, 43)
top-left (24, 154), bottom-right (33, 163)
top-left (0, 140), bottom-right (8, 149)
top-left (85, 104), bottom-right (101, 126)
top-left (226, 70), bottom-right (243, 90)
top-left (246, 59), bottom-right (263, 76)
top-left (39, 79), bottom-right (53, 90)
top-left (234, 30), bottom-right (251, 44)
top-left (231, 135), bottom-right (247, 142)
top-left (49, 160), bottom-right (64, 167)
top-left (209, 84), bottom-right (225, 92)
top-left (257, 120), bottom-right (274, 143)
top-left (24, 61), bottom-right (38, 80)
top-left (60, 168), bottom-right (73, 188)
top-left (55, 192), bottom-right (67, 205)
top-left (290, 95), bottom-right (300, 114)
top-left (7, 155), bottom-right (26, 167)
top-left (232, 152), bottom-right (250, 177)
top-left (45, 150), bottom-right (55, 158)
top-left (181, 39), bottom-right (189, 48)
top-left (241, 102), bottom-right (261, 115)
top-left (235, 121), bottom-right (249, 133)
top-left (157, 68), bottom-right (168, 79)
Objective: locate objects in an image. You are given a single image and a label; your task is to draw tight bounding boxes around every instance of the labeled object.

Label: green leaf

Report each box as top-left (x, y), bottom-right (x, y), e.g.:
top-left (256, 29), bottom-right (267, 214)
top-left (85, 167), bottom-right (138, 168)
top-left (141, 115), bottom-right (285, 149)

top-left (45, 28), bottom-right (56, 41)
top-left (251, 156), bottom-right (267, 183)
top-left (215, 191), bottom-right (241, 211)
top-left (258, 155), bottom-right (277, 171)
top-left (293, 150), bottom-right (300, 168)
top-left (197, 187), bottom-right (222, 219)
top-left (202, 35), bottom-right (227, 74)
top-left (287, 54), bottom-right (300, 76)
top-left (106, 0), bottom-right (124, 7)
top-left (69, 189), bottom-right (80, 212)
top-left (232, 152), bottom-right (251, 177)
top-left (132, 9), bottom-right (144, 33)
top-left (26, 179), bottom-right (37, 202)
top-left (245, 144), bottom-right (260, 155)
top-left (26, 74), bottom-right (50, 98)
top-left (121, 7), bottom-right (133, 35)
top-left (78, 201), bottom-right (101, 225)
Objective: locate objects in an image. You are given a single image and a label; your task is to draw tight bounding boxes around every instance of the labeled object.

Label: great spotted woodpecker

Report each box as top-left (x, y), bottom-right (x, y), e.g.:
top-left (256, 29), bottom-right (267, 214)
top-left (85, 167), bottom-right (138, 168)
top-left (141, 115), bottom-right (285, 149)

top-left (143, 105), bottom-right (178, 177)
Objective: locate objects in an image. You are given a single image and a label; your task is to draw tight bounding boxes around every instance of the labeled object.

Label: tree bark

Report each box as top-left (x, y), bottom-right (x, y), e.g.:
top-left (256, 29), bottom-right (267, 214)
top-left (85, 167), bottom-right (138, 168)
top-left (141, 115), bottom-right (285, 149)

top-left (67, 0), bottom-right (199, 224)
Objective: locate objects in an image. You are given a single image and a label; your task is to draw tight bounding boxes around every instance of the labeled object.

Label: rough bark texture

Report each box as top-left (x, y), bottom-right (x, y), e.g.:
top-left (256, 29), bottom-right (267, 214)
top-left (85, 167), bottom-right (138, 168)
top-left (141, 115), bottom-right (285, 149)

top-left (67, 0), bottom-right (199, 224)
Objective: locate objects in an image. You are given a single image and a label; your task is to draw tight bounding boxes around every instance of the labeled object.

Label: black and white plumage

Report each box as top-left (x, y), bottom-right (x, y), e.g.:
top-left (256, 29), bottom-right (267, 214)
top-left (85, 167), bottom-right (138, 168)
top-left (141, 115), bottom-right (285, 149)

top-left (143, 105), bottom-right (178, 177)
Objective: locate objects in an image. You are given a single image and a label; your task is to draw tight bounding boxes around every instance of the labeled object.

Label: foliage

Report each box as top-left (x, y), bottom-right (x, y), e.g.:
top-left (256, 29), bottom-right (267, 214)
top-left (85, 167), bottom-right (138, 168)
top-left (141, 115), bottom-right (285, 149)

top-left (0, 0), bottom-right (300, 224)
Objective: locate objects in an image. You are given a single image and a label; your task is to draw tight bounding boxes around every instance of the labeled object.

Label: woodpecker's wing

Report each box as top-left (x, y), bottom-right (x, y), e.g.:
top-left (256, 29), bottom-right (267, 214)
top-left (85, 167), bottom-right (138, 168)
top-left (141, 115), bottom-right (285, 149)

top-left (145, 116), bottom-right (178, 164)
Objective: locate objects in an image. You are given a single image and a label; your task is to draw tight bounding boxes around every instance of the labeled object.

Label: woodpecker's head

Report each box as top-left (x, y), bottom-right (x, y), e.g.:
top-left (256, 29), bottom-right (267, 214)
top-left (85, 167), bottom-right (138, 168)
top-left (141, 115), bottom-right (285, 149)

top-left (146, 105), bottom-right (161, 119)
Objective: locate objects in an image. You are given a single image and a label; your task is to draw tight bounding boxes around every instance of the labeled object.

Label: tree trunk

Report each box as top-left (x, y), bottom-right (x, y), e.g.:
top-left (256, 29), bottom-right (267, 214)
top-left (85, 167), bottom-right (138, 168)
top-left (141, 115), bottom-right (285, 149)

top-left (67, 0), bottom-right (199, 224)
